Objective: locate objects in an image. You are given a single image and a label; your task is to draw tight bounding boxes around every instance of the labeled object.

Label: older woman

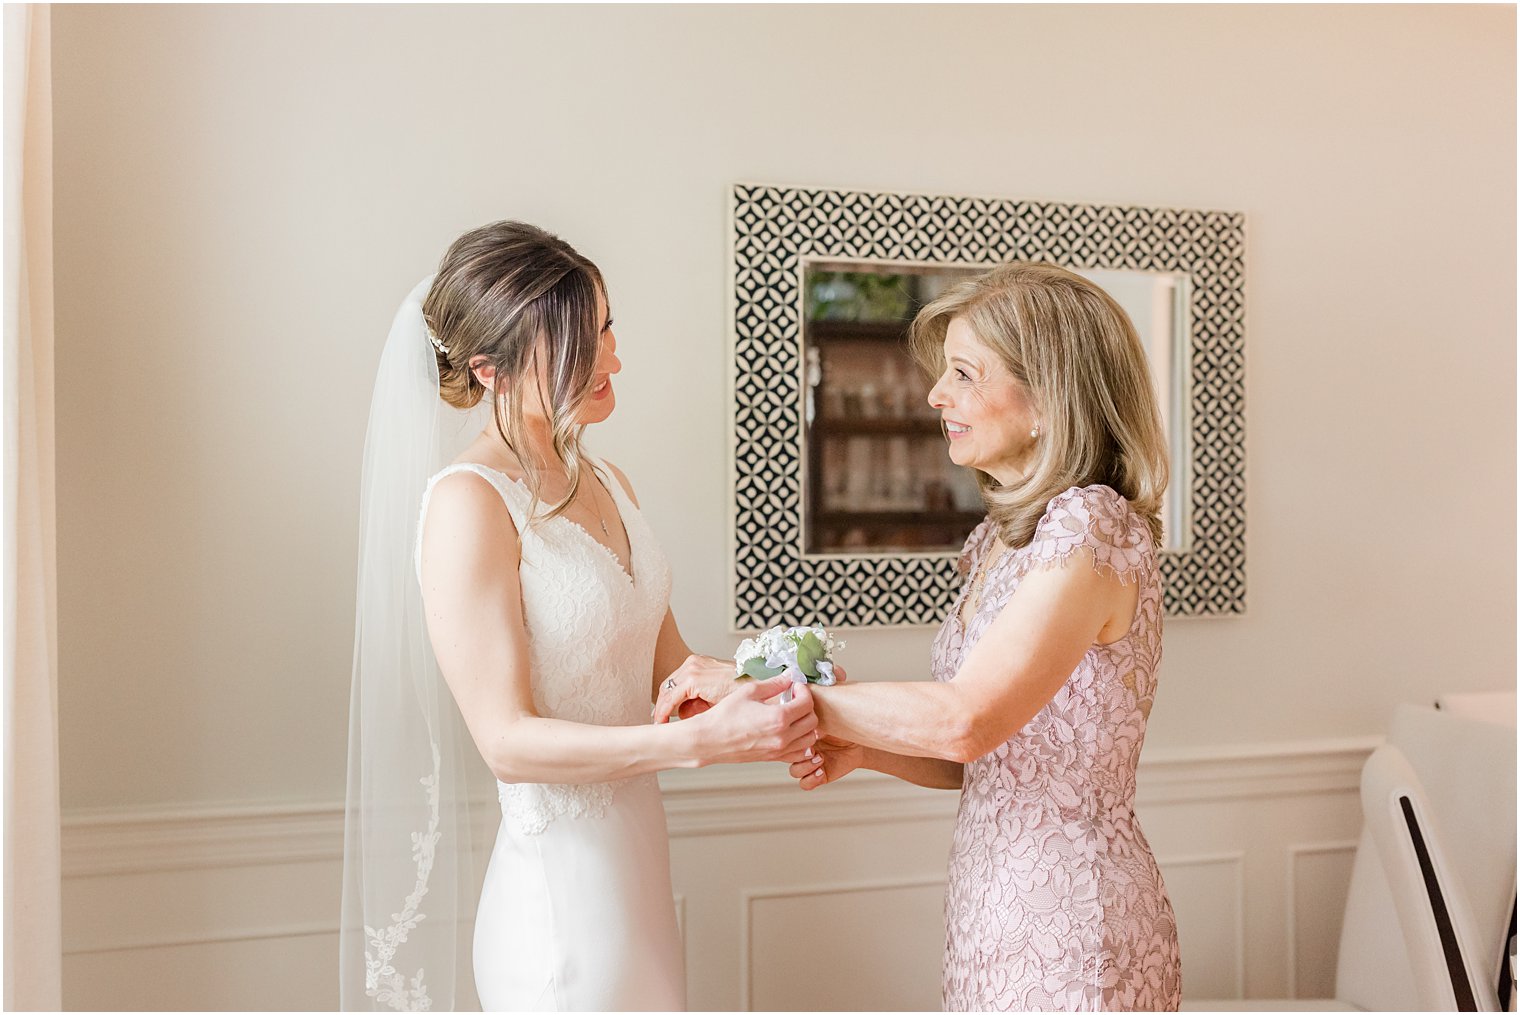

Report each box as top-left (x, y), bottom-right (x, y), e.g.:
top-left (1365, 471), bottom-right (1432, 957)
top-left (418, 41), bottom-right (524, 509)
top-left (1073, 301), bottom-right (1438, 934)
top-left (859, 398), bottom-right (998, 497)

top-left (658, 261), bottom-right (1182, 1012)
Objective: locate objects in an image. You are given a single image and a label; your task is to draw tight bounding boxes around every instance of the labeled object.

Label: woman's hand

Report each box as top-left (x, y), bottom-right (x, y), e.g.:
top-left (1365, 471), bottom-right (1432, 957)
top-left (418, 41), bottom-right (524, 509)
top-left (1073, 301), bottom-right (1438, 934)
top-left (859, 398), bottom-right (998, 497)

top-left (654, 658), bottom-right (849, 725)
top-left (653, 654), bottom-right (743, 723)
top-left (789, 734), bottom-right (863, 790)
top-left (688, 676), bottom-right (820, 766)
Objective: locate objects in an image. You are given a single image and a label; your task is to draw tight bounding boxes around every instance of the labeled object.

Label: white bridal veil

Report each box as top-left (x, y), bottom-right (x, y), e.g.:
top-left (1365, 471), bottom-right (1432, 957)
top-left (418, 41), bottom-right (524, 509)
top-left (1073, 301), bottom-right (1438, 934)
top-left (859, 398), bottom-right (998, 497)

top-left (340, 278), bottom-right (489, 1011)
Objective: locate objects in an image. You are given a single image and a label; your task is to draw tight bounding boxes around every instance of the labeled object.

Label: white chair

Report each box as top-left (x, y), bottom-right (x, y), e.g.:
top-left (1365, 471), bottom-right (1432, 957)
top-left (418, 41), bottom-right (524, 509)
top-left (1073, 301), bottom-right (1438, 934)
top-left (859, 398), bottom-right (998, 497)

top-left (1186, 704), bottom-right (1516, 1011)
top-left (1434, 691), bottom-right (1518, 729)
top-left (1362, 704), bottom-right (1516, 1010)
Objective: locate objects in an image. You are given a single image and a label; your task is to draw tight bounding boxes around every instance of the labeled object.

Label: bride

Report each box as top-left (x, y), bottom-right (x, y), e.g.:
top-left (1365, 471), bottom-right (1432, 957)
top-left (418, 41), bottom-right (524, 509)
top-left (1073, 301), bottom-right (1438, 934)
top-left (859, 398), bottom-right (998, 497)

top-left (340, 221), bottom-right (820, 1011)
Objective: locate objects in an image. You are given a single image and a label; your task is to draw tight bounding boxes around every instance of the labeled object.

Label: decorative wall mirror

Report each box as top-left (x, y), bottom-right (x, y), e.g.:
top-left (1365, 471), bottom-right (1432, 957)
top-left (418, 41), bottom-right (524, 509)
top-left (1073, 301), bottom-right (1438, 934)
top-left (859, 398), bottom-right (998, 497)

top-left (799, 259), bottom-right (1192, 557)
top-left (730, 184), bottom-right (1245, 629)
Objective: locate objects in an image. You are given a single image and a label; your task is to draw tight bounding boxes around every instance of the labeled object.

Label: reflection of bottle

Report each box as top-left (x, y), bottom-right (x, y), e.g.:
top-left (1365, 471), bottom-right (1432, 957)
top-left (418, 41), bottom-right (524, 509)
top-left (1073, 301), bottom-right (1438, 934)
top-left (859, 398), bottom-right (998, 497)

top-left (873, 447), bottom-right (892, 508)
top-left (879, 360), bottom-right (899, 419)
top-left (888, 438), bottom-right (912, 509)
top-left (859, 382), bottom-right (879, 420)
top-left (823, 385), bottom-right (845, 420)
top-left (842, 381), bottom-right (862, 419)
top-left (846, 438), bottom-right (871, 507)
top-left (822, 439), bottom-right (847, 510)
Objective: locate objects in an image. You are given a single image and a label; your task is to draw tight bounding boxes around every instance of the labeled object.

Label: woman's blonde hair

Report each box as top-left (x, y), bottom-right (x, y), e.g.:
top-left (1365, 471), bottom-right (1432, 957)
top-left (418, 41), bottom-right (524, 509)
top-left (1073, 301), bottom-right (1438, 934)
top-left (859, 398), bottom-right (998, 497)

top-left (908, 261), bottom-right (1169, 548)
top-left (423, 221), bottom-right (606, 524)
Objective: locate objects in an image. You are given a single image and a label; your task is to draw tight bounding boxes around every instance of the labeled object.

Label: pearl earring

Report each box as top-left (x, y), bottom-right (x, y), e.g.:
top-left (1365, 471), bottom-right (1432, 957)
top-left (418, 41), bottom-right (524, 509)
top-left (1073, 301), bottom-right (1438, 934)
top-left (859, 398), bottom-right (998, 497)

top-left (1030, 424), bottom-right (1040, 440)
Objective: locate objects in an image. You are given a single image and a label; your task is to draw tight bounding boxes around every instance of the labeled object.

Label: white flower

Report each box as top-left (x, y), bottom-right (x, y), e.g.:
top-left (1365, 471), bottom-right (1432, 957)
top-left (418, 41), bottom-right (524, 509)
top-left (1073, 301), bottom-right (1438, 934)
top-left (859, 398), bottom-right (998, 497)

top-left (734, 624), bottom-right (842, 685)
top-left (732, 637), bottom-right (760, 673)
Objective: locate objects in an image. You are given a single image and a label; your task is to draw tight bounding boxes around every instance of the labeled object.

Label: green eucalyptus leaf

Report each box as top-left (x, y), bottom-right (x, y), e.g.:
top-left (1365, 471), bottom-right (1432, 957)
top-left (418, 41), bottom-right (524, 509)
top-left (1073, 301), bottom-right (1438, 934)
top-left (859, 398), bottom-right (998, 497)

top-left (739, 656), bottom-right (785, 680)
top-left (795, 632), bottom-right (824, 678)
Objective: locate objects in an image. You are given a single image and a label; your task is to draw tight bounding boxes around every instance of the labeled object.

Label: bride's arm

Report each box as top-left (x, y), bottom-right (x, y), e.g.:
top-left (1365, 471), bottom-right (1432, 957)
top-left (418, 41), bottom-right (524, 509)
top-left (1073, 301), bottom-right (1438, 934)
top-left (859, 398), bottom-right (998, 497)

top-left (647, 607), bottom-right (711, 701)
top-left (420, 471), bottom-right (818, 784)
top-left (808, 552), bottom-right (1123, 762)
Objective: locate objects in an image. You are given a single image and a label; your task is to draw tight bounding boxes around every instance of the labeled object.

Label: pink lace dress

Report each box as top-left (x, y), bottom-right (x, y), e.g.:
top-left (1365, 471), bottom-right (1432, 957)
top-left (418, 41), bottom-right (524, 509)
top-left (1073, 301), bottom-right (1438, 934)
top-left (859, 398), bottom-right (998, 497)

top-left (935, 485), bottom-right (1182, 1012)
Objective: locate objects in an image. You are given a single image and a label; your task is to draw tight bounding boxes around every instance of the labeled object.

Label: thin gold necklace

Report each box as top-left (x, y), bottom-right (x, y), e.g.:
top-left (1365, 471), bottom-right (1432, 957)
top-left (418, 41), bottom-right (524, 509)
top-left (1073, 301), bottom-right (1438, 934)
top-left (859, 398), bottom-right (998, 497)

top-left (557, 471), bottom-right (612, 538)
top-left (495, 432), bottom-right (612, 537)
top-left (587, 480), bottom-right (612, 538)
top-left (555, 467), bottom-right (612, 539)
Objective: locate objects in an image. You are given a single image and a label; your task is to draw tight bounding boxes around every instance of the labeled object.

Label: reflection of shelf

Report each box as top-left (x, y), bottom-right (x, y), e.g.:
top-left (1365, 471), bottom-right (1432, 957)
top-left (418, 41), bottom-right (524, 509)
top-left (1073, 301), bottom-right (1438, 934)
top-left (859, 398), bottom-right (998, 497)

top-left (813, 510), bottom-right (984, 529)
top-left (813, 417), bottom-right (943, 436)
top-left (807, 319), bottom-right (910, 343)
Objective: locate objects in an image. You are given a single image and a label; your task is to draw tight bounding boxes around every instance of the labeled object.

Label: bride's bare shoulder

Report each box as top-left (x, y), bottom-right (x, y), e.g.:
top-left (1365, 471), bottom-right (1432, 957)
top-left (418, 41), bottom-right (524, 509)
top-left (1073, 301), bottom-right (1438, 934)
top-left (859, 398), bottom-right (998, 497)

top-left (425, 468), bottom-right (520, 544)
top-left (448, 435), bottom-right (526, 483)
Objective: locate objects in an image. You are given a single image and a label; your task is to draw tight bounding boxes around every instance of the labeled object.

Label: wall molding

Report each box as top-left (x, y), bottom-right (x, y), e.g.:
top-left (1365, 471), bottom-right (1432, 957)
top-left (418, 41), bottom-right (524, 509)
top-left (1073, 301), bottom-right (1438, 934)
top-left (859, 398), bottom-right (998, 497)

top-left (1284, 839), bottom-right (1360, 997)
top-left (62, 800), bottom-right (342, 878)
top-left (61, 737), bottom-right (1376, 1006)
top-left (1158, 851), bottom-right (1248, 1000)
top-left (738, 874), bottom-right (946, 1011)
top-left (65, 921), bottom-right (337, 958)
top-left (62, 737), bottom-right (1378, 880)
top-left (1134, 737), bottom-right (1375, 805)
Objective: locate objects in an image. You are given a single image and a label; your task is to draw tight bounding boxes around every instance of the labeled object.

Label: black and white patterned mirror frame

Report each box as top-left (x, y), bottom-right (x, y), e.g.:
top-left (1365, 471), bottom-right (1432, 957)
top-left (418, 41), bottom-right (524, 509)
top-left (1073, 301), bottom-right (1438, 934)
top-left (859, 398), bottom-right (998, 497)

top-left (729, 183), bottom-right (1245, 629)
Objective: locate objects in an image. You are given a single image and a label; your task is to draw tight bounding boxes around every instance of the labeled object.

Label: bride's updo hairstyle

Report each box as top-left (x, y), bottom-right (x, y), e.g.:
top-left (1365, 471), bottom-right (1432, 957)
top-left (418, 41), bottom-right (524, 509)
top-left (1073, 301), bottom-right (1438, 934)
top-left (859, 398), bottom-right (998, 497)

top-left (908, 261), bottom-right (1169, 549)
top-left (423, 220), bottom-right (606, 524)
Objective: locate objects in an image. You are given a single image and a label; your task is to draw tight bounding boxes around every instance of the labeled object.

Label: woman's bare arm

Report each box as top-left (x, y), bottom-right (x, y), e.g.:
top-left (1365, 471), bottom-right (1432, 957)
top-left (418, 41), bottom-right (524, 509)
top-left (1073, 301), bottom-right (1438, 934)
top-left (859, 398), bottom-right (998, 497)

top-left (861, 748), bottom-right (964, 789)
top-left (786, 736), bottom-right (962, 790)
top-left (810, 551), bottom-right (1126, 764)
top-left (420, 471), bottom-right (816, 784)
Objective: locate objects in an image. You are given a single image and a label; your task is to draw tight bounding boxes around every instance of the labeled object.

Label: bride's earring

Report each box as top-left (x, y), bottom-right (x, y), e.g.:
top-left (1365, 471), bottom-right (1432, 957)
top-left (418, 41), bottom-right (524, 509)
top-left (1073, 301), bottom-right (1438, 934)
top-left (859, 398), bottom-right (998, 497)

top-left (1030, 423), bottom-right (1040, 440)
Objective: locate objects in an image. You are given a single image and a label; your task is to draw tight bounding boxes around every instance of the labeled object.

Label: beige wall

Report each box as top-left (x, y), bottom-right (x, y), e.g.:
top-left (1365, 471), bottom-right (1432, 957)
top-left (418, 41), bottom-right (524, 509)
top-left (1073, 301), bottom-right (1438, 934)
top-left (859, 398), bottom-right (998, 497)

top-left (52, 5), bottom-right (1514, 816)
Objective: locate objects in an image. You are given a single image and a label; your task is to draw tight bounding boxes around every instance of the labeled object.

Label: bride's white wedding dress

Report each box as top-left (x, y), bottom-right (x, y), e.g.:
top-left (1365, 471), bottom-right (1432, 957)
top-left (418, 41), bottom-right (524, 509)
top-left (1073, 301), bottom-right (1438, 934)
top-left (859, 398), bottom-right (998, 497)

top-left (417, 459), bottom-right (685, 1011)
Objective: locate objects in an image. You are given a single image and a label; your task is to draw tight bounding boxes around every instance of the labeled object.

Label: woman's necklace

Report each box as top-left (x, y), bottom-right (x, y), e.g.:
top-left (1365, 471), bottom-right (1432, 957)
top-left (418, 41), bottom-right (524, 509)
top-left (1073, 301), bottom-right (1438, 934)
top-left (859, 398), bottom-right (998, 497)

top-left (589, 486), bottom-right (612, 538)
top-left (576, 473), bottom-right (613, 539)
top-left (546, 465), bottom-right (612, 538)
top-left (493, 432), bottom-right (612, 537)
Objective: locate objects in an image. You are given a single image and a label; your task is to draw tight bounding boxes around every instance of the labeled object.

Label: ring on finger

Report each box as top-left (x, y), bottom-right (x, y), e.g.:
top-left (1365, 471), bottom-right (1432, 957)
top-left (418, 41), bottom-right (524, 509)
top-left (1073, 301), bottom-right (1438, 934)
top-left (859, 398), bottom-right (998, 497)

top-left (664, 677), bottom-right (677, 690)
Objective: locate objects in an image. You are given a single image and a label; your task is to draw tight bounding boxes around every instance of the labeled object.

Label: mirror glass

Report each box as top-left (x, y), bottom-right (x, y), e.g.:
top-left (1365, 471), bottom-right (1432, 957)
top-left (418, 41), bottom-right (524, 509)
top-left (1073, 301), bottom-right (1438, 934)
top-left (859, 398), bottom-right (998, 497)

top-left (800, 258), bottom-right (1191, 556)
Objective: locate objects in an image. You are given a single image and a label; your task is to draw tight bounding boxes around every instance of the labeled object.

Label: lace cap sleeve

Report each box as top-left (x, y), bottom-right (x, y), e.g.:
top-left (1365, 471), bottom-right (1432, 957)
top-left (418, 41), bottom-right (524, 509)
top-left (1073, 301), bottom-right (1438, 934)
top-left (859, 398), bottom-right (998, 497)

top-left (1018, 485), bottom-right (1150, 585)
top-left (957, 517), bottom-right (993, 578)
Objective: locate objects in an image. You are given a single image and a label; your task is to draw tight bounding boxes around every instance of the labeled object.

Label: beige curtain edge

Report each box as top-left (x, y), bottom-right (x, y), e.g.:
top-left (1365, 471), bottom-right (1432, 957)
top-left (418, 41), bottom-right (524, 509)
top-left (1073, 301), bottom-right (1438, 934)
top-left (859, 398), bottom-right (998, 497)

top-left (4, 3), bottom-right (63, 1011)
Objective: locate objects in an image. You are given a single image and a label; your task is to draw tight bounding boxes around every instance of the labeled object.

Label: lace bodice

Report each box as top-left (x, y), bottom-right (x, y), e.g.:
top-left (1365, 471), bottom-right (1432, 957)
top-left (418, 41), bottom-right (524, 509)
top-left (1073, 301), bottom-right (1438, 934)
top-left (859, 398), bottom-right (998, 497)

top-left (935, 485), bottom-right (1181, 1011)
top-left (417, 460), bottom-right (672, 834)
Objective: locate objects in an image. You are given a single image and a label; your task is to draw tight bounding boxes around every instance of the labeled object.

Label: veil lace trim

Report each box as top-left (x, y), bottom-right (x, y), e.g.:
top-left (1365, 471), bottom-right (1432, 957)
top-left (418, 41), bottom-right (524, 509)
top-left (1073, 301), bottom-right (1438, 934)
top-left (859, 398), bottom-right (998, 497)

top-left (363, 743), bottom-right (440, 1012)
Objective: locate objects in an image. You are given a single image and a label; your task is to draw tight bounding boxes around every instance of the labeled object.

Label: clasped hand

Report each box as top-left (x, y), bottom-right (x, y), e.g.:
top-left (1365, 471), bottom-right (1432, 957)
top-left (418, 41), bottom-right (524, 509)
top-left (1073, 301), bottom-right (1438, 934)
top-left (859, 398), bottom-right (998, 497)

top-left (654, 655), bottom-right (858, 782)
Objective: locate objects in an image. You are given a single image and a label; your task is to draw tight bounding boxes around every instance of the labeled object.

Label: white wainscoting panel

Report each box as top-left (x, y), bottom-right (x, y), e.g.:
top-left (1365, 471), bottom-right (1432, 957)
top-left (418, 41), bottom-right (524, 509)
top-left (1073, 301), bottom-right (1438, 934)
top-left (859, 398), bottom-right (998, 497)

top-left (1285, 841), bottom-right (1359, 999)
top-left (1157, 853), bottom-right (1246, 1000)
top-left (59, 739), bottom-right (1376, 1011)
top-left (745, 877), bottom-right (945, 1012)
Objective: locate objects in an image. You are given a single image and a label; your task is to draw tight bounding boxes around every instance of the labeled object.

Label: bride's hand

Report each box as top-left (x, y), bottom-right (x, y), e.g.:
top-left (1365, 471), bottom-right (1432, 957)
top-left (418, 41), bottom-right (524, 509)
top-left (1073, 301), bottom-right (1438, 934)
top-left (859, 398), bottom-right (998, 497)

top-left (654, 658), bottom-right (849, 725)
top-left (653, 654), bottom-right (743, 723)
top-left (789, 734), bottom-right (863, 791)
top-left (689, 677), bottom-right (820, 766)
